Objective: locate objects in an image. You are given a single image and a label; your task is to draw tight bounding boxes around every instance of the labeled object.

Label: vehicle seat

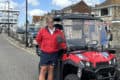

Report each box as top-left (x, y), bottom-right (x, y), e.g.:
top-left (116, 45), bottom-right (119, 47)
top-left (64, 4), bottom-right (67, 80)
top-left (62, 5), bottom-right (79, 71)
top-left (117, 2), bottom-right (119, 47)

top-left (54, 24), bottom-right (63, 30)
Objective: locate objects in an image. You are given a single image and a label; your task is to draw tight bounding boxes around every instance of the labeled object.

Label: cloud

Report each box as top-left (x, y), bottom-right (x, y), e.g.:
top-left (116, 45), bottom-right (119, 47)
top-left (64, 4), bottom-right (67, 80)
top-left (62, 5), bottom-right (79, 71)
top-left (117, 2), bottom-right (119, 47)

top-left (52, 0), bottom-right (102, 8)
top-left (0, 0), bottom-right (4, 1)
top-left (28, 0), bottom-right (40, 6)
top-left (0, 3), bottom-right (5, 9)
top-left (28, 9), bottom-right (47, 16)
top-left (0, 0), bottom-right (19, 10)
top-left (10, 1), bottom-right (19, 9)
top-left (84, 0), bottom-right (102, 6)
top-left (52, 0), bottom-right (72, 8)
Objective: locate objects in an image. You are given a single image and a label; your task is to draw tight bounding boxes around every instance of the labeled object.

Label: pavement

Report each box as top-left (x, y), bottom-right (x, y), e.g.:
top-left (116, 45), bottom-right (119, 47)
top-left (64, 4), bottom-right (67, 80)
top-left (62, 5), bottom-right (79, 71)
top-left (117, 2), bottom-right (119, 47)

top-left (5, 34), bottom-right (36, 56)
top-left (0, 34), bottom-right (39, 80)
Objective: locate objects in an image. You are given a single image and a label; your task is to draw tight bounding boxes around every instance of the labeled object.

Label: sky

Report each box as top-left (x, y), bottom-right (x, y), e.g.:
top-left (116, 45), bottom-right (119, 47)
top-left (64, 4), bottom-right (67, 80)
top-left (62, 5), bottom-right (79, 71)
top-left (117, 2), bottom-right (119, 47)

top-left (0, 0), bottom-right (105, 26)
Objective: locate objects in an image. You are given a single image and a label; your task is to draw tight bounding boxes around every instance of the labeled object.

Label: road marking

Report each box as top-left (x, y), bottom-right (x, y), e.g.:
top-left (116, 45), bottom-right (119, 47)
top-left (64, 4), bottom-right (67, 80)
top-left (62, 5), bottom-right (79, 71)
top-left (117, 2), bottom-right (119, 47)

top-left (4, 35), bottom-right (36, 56)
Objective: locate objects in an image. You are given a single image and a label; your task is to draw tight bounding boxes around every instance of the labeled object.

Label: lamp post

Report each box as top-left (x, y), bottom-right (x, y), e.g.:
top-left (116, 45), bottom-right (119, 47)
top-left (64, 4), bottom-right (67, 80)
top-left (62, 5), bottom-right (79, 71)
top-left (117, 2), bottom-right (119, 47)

top-left (7, 0), bottom-right (10, 36)
top-left (25, 0), bottom-right (28, 47)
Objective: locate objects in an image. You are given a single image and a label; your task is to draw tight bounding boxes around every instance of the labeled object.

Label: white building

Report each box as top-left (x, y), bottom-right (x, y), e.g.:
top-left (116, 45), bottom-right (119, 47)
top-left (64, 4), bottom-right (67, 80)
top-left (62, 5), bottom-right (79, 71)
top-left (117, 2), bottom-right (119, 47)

top-left (0, 1), bottom-right (20, 33)
top-left (0, 9), bottom-right (19, 28)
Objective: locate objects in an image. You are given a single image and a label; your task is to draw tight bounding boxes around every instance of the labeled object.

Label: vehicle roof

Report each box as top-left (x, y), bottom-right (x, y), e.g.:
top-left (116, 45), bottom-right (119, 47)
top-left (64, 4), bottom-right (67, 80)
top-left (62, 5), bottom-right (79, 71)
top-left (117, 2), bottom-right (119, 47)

top-left (54, 14), bottom-right (102, 21)
top-left (62, 14), bottom-right (102, 21)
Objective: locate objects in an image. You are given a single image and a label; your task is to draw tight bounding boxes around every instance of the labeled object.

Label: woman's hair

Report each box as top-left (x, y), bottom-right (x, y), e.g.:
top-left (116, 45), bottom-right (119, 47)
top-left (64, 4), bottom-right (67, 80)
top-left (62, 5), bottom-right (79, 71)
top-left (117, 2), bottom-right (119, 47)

top-left (46, 16), bottom-right (54, 23)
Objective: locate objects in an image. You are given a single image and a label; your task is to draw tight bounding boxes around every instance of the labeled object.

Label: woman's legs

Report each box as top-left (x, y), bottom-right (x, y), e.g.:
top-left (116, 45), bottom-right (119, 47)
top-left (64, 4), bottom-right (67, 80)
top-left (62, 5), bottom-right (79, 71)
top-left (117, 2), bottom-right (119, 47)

top-left (39, 66), bottom-right (48, 80)
top-left (48, 65), bottom-right (54, 80)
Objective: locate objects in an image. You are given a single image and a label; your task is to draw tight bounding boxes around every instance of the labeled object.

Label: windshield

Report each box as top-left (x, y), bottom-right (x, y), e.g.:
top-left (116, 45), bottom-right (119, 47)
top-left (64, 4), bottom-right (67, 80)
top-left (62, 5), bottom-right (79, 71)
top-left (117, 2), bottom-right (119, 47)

top-left (63, 19), bottom-right (103, 48)
top-left (28, 27), bottom-right (40, 32)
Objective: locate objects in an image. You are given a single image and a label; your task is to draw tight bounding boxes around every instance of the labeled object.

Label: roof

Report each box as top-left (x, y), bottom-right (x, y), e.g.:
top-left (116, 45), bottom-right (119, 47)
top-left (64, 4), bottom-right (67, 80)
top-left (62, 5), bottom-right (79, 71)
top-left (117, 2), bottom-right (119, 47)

top-left (62, 0), bottom-right (91, 13)
top-left (96, 0), bottom-right (120, 8)
top-left (32, 16), bottom-right (44, 23)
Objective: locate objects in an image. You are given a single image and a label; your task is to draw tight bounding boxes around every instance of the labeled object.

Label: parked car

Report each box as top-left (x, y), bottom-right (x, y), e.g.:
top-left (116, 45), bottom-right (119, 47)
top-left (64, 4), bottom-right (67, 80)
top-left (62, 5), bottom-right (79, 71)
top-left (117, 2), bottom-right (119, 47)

top-left (22, 26), bottom-right (40, 47)
top-left (16, 27), bottom-right (25, 42)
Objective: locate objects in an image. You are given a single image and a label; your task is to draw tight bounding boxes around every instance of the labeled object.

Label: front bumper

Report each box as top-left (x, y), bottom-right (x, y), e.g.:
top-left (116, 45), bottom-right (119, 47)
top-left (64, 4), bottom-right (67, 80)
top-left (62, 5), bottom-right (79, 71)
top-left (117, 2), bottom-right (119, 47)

top-left (83, 65), bottom-right (118, 80)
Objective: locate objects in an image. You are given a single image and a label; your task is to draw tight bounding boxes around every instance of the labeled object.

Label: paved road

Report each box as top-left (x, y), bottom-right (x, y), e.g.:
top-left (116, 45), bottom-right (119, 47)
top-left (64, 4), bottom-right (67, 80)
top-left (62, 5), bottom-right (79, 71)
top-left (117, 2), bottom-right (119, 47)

top-left (0, 34), bottom-right (39, 80)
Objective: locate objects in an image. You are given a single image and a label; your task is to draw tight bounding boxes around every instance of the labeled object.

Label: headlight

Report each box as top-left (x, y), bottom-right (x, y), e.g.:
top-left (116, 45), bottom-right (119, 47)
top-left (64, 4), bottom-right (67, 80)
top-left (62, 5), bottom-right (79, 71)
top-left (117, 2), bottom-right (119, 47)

top-left (80, 61), bottom-right (91, 67)
top-left (112, 58), bottom-right (117, 64)
top-left (113, 58), bottom-right (116, 64)
top-left (109, 60), bottom-right (112, 65)
top-left (109, 58), bottom-right (117, 65)
top-left (86, 62), bottom-right (90, 67)
top-left (80, 61), bottom-right (85, 68)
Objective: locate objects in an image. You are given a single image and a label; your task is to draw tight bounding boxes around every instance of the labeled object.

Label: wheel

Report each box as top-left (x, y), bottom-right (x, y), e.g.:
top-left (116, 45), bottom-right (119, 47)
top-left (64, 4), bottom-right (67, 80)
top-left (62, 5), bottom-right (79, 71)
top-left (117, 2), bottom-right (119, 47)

top-left (64, 74), bottom-right (79, 80)
top-left (115, 75), bottom-right (120, 80)
top-left (115, 72), bottom-right (120, 80)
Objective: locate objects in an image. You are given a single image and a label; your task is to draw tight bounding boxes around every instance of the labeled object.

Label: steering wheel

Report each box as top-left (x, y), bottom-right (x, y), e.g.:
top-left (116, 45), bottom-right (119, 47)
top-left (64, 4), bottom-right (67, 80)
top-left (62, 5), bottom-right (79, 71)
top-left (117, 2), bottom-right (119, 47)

top-left (87, 40), bottom-right (99, 50)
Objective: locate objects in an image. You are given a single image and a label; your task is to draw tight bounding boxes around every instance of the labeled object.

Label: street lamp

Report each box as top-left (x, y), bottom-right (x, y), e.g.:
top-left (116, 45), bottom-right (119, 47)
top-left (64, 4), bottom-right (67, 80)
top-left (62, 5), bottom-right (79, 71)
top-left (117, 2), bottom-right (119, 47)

top-left (7, 0), bottom-right (10, 36)
top-left (25, 0), bottom-right (28, 47)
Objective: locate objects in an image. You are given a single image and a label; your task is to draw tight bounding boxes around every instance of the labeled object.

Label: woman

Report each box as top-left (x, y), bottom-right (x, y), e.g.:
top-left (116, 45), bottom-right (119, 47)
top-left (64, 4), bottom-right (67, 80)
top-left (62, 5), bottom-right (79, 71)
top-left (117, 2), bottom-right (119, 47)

top-left (36, 16), bottom-right (66, 80)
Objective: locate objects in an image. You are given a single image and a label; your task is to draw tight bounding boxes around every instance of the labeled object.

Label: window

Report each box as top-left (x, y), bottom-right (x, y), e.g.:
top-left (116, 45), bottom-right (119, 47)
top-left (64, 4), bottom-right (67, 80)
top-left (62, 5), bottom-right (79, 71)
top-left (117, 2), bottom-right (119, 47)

top-left (5, 19), bottom-right (8, 21)
top-left (14, 19), bottom-right (17, 22)
top-left (101, 8), bottom-right (109, 16)
top-left (10, 19), bottom-right (13, 21)
top-left (63, 20), bottom-right (83, 39)
top-left (72, 20), bottom-right (83, 30)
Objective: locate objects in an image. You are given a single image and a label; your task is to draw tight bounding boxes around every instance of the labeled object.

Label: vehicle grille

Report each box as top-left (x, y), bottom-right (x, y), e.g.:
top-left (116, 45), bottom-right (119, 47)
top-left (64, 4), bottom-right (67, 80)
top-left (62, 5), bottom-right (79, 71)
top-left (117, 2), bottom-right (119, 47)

top-left (96, 67), bottom-right (116, 80)
top-left (96, 62), bottom-right (109, 67)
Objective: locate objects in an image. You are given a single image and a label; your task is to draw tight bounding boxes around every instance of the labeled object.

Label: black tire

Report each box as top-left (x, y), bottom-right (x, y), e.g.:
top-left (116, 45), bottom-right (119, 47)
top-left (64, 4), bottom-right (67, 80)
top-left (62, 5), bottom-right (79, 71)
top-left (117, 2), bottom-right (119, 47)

top-left (115, 72), bottom-right (120, 80)
top-left (115, 75), bottom-right (120, 80)
top-left (64, 74), bottom-right (79, 80)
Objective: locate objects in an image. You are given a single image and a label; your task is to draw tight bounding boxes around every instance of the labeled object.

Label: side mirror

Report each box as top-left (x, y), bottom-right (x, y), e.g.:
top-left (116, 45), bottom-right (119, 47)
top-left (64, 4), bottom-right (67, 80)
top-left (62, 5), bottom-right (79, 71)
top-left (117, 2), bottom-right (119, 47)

top-left (87, 40), bottom-right (98, 50)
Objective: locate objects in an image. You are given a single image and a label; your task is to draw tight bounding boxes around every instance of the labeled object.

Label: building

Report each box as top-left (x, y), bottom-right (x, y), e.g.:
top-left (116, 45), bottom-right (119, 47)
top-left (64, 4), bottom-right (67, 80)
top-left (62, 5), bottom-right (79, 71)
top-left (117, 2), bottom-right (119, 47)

top-left (62, 0), bottom-right (91, 14)
top-left (0, 9), bottom-right (19, 25)
top-left (32, 16), bottom-right (44, 27)
top-left (32, 16), bottom-right (44, 24)
top-left (0, 1), bottom-right (20, 35)
top-left (0, 9), bottom-right (19, 34)
top-left (94, 0), bottom-right (120, 47)
top-left (32, 15), bottom-right (49, 27)
top-left (94, 0), bottom-right (120, 21)
top-left (35, 0), bottom-right (91, 29)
